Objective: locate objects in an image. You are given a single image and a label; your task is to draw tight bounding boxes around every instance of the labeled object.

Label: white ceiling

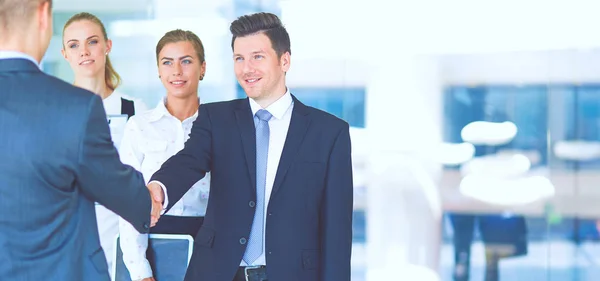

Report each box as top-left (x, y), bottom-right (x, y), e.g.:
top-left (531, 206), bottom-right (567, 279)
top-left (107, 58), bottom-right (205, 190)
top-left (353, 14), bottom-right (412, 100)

top-left (53, 0), bottom-right (152, 12)
top-left (282, 0), bottom-right (600, 56)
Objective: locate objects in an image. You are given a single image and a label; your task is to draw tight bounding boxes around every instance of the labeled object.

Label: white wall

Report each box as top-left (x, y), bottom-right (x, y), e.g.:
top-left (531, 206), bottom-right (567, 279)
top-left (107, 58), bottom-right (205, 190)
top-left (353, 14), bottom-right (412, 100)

top-left (281, 0), bottom-right (600, 87)
top-left (286, 59), bottom-right (371, 88)
top-left (440, 49), bottom-right (600, 85)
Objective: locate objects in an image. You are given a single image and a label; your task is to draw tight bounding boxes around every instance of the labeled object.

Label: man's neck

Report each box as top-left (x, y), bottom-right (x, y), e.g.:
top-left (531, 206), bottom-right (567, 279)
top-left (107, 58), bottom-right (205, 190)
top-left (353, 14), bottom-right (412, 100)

top-left (0, 35), bottom-right (41, 63)
top-left (254, 86), bottom-right (287, 109)
top-left (74, 76), bottom-right (113, 100)
top-left (166, 95), bottom-right (200, 122)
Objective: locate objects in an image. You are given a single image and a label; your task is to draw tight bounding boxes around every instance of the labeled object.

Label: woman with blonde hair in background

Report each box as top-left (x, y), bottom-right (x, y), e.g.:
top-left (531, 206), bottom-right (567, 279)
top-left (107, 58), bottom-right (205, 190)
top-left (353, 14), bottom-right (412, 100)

top-left (61, 12), bottom-right (147, 278)
top-left (118, 29), bottom-right (210, 281)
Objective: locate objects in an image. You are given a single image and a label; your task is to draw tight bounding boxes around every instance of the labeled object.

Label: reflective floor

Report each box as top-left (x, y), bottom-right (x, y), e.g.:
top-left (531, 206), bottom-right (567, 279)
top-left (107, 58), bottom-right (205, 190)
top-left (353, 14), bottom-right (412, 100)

top-left (350, 212), bottom-right (600, 281)
top-left (351, 242), bottom-right (600, 281)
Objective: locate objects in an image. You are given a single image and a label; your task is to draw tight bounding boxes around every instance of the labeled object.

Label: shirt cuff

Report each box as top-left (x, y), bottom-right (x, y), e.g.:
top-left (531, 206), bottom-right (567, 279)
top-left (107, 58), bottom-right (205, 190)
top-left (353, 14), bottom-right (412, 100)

top-left (119, 218), bottom-right (154, 280)
top-left (148, 180), bottom-right (168, 215)
top-left (127, 259), bottom-right (153, 280)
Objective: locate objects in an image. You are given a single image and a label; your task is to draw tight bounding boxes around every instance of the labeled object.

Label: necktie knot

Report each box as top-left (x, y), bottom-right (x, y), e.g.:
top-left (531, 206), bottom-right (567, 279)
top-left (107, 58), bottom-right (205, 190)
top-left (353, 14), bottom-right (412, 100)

top-left (255, 109), bottom-right (273, 122)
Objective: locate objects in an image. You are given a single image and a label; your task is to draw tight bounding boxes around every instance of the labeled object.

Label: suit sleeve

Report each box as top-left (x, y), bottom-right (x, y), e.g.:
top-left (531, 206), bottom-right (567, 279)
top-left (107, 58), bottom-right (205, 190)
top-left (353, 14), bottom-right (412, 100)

top-left (76, 95), bottom-right (151, 234)
top-left (150, 104), bottom-right (212, 210)
top-left (320, 123), bottom-right (353, 281)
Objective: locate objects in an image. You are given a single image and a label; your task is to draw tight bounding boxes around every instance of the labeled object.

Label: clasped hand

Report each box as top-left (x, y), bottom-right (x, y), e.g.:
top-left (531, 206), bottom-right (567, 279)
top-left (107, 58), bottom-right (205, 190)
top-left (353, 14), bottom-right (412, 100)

top-left (147, 182), bottom-right (164, 227)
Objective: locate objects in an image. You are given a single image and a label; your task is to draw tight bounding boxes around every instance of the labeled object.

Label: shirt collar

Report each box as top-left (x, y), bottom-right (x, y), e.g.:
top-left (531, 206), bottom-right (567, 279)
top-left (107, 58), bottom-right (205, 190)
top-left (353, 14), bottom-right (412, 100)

top-left (248, 88), bottom-right (293, 120)
top-left (148, 96), bottom-right (199, 122)
top-left (0, 51), bottom-right (41, 69)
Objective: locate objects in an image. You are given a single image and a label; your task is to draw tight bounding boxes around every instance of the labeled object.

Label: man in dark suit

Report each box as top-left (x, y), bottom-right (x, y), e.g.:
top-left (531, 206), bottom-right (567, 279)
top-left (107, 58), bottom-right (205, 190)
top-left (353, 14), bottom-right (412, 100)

top-left (148, 12), bottom-right (353, 281)
top-left (0, 1), bottom-right (163, 280)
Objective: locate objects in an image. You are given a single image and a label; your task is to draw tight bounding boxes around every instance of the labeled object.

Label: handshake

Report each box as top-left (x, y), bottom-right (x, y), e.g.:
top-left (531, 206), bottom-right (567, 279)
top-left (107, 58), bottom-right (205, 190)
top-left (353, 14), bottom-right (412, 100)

top-left (147, 182), bottom-right (165, 227)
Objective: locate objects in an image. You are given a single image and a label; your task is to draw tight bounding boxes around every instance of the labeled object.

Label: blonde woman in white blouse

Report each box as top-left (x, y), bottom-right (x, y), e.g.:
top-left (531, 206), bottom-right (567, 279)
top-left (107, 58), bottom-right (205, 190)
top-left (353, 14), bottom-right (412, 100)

top-left (118, 29), bottom-right (209, 281)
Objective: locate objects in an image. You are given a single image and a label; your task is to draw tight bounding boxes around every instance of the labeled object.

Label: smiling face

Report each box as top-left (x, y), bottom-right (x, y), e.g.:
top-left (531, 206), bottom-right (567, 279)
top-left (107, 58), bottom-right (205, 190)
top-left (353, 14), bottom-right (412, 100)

top-left (233, 32), bottom-right (290, 104)
top-left (61, 20), bottom-right (111, 78)
top-left (157, 40), bottom-right (205, 99)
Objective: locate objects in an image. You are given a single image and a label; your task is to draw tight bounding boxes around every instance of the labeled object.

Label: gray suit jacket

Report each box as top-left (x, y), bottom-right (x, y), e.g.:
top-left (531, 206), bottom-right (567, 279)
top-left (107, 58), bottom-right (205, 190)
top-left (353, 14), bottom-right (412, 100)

top-left (0, 58), bottom-right (152, 281)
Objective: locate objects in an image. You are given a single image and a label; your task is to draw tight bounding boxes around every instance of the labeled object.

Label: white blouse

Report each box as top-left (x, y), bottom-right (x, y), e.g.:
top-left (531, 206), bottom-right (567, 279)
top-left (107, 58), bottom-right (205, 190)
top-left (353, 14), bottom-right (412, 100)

top-left (118, 98), bottom-right (210, 280)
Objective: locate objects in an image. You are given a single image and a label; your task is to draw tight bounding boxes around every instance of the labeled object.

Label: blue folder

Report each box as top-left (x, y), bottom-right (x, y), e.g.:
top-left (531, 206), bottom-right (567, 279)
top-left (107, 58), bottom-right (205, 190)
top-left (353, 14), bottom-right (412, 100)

top-left (113, 234), bottom-right (194, 281)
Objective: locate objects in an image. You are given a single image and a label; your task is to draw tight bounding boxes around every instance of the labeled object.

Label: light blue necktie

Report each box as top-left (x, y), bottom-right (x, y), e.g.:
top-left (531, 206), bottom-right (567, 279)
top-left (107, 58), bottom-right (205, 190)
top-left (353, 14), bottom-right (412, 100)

top-left (243, 109), bottom-right (272, 264)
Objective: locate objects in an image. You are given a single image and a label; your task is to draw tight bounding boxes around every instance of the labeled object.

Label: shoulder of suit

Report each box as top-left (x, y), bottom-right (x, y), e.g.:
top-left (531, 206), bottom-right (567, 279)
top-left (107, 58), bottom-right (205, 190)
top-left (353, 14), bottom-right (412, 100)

top-left (41, 73), bottom-right (98, 103)
top-left (203, 98), bottom-right (246, 107)
top-left (199, 98), bottom-right (247, 112)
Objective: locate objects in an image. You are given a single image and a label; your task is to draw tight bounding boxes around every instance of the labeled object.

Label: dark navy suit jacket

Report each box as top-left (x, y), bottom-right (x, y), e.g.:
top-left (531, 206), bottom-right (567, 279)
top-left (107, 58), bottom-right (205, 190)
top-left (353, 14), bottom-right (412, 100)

top-left (0, 58), bottom-right (152, 281)
top-left (151, 96), bottom-right (354, 281)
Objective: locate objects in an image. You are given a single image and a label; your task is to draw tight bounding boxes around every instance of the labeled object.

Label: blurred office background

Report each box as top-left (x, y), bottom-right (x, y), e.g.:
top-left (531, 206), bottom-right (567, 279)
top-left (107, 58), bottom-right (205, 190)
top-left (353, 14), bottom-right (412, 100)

top-left (43, 0), bottom-right (600, 280)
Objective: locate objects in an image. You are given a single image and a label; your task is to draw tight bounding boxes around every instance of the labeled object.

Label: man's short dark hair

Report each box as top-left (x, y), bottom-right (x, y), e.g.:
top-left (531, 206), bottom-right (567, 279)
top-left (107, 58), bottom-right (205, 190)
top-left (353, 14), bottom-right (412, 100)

top-left (0, 0), bottom-right (51, 34)
top-left (230, 12), bottom-right (291, 58)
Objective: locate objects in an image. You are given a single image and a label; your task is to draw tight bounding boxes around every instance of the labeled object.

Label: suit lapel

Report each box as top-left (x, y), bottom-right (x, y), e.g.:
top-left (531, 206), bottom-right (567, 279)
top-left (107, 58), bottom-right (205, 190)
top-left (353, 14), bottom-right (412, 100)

top-left (234, 99), bottom-right (257, 191)
top-left (271, 96), bottom-right (311, 195)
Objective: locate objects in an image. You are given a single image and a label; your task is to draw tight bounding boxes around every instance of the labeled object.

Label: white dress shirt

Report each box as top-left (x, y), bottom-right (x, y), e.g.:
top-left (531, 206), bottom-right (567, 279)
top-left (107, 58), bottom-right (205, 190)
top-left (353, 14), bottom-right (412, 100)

top-left (118, 98), bottom-right (210, 280)
top-left (242, 90), bottom-right (294, 266)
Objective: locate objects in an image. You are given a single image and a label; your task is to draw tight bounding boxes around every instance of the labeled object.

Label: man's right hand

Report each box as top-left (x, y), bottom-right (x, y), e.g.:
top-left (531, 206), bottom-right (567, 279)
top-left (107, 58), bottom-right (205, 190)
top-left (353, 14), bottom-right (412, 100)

top-left (147, 182), bottom-right (164, 227)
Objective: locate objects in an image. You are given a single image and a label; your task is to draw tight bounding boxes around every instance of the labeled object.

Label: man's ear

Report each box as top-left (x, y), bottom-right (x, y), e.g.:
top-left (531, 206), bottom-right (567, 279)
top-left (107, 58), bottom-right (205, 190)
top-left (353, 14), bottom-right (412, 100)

top-left (38, 0), bottom-right (51, 35)
top-left (280, 52), bottom-right (291, 72)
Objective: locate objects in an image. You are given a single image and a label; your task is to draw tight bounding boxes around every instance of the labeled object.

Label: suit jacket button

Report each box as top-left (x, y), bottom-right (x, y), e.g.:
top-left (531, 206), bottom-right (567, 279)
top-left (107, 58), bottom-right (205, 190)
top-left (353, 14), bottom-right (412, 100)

top-left (240, 238), bottom-right (247, 245)
top-left (143, 222), bottom-right (150, 230)
top-left (249, 201), bottom-right (256, 208)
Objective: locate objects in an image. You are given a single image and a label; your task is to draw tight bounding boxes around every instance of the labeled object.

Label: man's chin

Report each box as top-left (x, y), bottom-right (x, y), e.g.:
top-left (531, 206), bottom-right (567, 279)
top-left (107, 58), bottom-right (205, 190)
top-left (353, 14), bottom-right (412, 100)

top-left (244, 90), bottom-right (260, 99)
